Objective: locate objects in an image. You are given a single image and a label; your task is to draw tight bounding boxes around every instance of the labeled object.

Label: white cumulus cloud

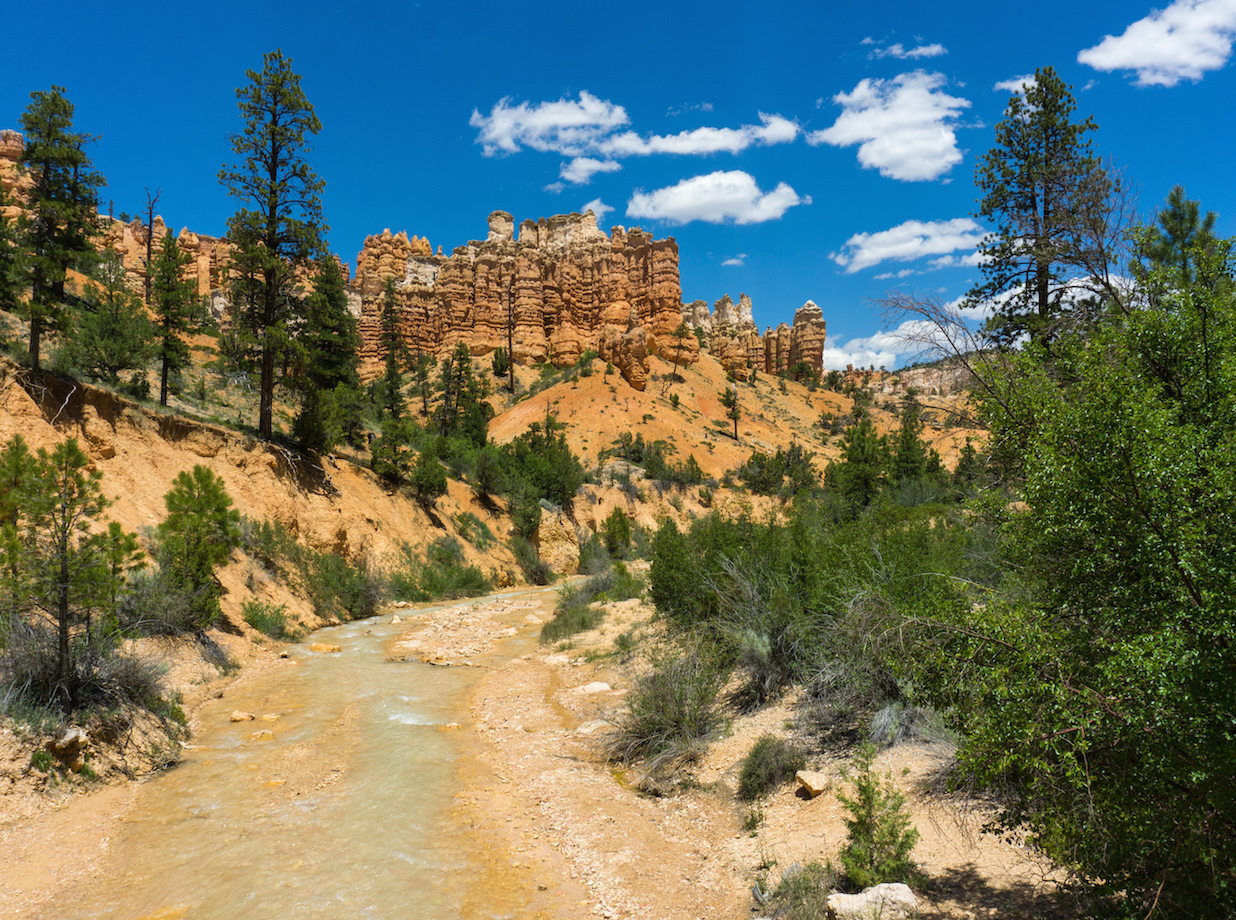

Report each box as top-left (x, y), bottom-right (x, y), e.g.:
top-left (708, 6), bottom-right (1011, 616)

top-left (1078, 0), bottom-right (1236, 86)
top-left (470, 91), bottom-right (630, 156)
top-left (560, 157), bottom-right (622, 185)
top-left (808, 71), bottom-right (971, 181)
top-left (722, 253), bottom-right (748, 267)
top-left (471, 94), bottom-right (798, 162)
top-left (626, 171), bottom-right (810, 225)
top-left (830, 218), bottom-right (986, 273)
top-left (822, 319), bottom-right (964, 370)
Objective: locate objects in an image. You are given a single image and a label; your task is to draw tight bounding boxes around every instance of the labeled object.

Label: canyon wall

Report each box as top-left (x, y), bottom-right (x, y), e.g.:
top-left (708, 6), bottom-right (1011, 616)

top-left (354, 210), bottom-right (696, 391)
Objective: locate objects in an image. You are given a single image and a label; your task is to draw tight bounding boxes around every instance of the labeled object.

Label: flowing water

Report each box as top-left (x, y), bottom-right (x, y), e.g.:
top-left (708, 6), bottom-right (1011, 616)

top-left (41, 593), bottom-right (544, 920)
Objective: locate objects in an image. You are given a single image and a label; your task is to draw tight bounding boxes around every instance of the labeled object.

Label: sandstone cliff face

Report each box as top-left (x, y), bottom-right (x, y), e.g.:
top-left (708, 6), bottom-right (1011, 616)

top-left (688, 293), bottom-right (826, 380)
top-left (354, 210), bottom-right (696, 390)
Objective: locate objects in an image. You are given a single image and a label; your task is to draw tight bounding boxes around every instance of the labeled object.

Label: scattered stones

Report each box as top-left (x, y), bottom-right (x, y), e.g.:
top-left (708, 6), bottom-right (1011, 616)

top-left (391, 615), bottom-right (402, 624)
top-left (248, 729), bottom-right (274, 742)
top-left (825, 883), bottom-right (917, 920)
top-left (795, 769), bottom-right (831, 799)
top-left (229, 711), bottom-right (256, 723)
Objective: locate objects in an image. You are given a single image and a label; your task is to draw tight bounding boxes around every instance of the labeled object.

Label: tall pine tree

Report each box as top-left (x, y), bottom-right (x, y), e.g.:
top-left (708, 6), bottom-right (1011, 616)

top-left (293, 256), bottom-right (360, 452)
top-left (149, 229), bottom-right (206, 406)
top-left (219, 50), bottom-right (326, 440)
top-left (968, 67), bottom-right (1116, 347)
top-left (17, 86), bottom-right (105, 370)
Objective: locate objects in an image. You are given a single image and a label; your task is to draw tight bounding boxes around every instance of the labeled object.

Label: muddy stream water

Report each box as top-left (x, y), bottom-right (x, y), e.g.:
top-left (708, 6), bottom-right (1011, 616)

top-left (41, 589), bottom-right (552, 920)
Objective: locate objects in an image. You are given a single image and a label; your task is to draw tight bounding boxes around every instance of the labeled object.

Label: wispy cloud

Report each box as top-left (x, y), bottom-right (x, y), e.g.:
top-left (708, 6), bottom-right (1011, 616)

top-left (626, 171), bottom-right (810, 225)
top-left (993, 73), bottom-right (1037, 95)
top-left (1078, 0), bottom-right (1236, 86)
top-left (722, 253), bottom-right (748, 267)
top-left (868, 41), bottom-right (948, 60)
top-left (830, 218), bottom-right (986, 273)
top-left (598, 113), bottom-right (799, 157)
top-left (808, 71), bottom-right (971, 181)
top-left (667, 102), bottom-right (715, 116)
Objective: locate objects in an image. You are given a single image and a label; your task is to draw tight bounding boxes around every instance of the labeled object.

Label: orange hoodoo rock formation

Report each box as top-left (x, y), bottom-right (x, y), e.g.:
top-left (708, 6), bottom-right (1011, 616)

top-left (684, 293), bottom-right (827, 381)
top-left (353, 210), bottom-right (697, 391)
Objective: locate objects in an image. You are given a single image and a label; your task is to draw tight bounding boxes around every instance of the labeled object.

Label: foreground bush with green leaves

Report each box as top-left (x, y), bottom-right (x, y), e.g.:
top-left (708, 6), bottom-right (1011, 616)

top-left (640, 232), bottom-right (1236, 915)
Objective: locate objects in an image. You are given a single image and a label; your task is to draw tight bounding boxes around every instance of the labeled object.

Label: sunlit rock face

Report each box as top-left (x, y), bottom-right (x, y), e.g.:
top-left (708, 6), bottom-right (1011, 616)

top-left (353, 209), bottom-right (697, 387)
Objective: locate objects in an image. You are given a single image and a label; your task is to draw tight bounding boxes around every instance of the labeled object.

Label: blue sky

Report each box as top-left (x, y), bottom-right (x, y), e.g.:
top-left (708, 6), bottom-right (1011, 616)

top-left (5, 0), bottom-right (1236, 368)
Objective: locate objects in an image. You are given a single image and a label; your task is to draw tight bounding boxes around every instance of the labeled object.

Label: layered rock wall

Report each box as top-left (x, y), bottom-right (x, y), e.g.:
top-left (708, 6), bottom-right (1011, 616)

top-left (354, 210), bottom-right (697, 390)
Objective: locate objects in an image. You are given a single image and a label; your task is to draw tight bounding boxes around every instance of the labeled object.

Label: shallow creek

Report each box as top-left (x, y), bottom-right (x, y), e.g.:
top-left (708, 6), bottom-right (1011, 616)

top-left (44, 591), bottom-right (548, 920)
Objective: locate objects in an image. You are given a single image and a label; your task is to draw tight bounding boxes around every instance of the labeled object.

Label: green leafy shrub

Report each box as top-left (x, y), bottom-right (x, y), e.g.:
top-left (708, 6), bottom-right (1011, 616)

top-left (409, 450), bottom-right (448, 507)
top-left (120, 567), bottom-right (216, 636)
top-left (388, 537), bottom-right (490, 601)
top-left (539, 586), bottom-right (604, 644)
top-left (454, 511), bottom-right (494, 549)
top-left (836, 745), bottom-right (920, 890)
top-left (539, 563), bottom-right (643, 645)
top-left (576, 534), bottom-right (611, 575)
top-left (242, 600), bottom-right (299, 639)
top-left (302, 551), bottom-right (387, 622)
top-left (738, 734), bottom-right (806, 801)
top-left (601, 506), bottom-right (631, 557)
